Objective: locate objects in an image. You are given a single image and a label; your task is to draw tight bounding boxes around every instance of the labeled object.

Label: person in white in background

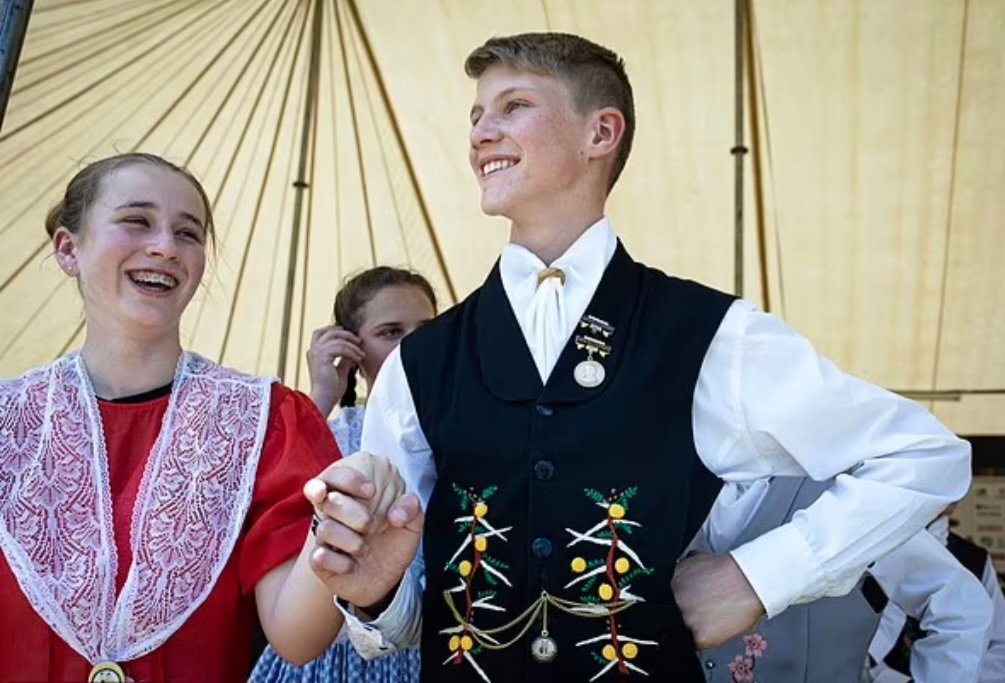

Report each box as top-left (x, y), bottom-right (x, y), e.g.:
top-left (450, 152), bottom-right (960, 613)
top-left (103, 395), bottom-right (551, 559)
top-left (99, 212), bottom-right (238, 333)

top-left (695, 477), bottom-right (991, 683)
top-left (869, 504), bottom-right (1005, 683)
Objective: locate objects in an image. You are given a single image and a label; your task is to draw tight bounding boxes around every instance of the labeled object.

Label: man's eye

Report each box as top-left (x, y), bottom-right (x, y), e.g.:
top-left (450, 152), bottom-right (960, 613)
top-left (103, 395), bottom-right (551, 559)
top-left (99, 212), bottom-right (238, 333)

top-left (505, 100), bottom-right (527, 113)
top-left (122, 216), bottom-right (149, 226)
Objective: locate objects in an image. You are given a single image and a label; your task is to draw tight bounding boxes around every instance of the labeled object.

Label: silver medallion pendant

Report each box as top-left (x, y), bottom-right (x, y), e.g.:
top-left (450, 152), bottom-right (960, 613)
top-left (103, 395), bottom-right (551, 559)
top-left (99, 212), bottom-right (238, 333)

top-left (531, 633), bottom-right (558, 663)
top-left (574, 359), bottom-right (605, 388)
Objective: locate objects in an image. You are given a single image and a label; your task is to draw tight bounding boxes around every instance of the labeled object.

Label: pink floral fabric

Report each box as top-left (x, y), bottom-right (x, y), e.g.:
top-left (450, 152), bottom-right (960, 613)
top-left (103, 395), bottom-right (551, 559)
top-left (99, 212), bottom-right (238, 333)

top-left (728, 632), bottom-right (768, 683)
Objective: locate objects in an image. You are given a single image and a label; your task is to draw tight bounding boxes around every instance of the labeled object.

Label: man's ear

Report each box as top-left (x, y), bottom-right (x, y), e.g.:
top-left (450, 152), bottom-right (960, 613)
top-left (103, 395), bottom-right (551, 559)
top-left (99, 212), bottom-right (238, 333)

top-left (52, 227), bottom-right (79, 276)
top-left (587, 106), bottom-right (626, 160)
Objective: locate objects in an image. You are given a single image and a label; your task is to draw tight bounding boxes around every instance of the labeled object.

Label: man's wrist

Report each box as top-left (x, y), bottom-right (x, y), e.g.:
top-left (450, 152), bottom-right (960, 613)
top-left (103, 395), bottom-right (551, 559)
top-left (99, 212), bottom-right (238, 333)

top-left (339, 582), bottom-right (400, 621)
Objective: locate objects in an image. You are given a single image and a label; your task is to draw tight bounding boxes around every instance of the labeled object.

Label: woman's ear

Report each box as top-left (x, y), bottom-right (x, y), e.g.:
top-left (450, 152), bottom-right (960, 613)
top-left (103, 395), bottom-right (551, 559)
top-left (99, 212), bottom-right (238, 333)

top-left (52, 227), bottom-right (79, 276)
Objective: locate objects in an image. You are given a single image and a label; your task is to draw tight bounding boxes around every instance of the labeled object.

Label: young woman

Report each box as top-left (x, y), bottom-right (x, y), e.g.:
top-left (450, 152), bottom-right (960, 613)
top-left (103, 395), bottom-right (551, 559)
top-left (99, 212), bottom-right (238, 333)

top-left (252, 266), bottom-right (436, 683)
top-left (0, 153), bottom-right (348, 682)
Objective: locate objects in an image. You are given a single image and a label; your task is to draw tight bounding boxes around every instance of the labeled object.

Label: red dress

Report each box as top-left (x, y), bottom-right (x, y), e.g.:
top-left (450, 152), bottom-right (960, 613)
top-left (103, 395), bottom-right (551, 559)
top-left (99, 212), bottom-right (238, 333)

top-left (0, 383), bottom-right (339, 683)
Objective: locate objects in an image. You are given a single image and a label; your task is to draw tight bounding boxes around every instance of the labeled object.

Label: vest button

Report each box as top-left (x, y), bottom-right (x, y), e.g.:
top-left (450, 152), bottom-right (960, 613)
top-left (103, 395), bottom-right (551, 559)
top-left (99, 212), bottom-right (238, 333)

top-left (533, 459), bottom-right (555, 480)
top-left (534, 404), bottom-right (554, 417)
top-left (704, 659), bottom-right (716, 669)
top-left (531, 537), bottom-right (553, 559)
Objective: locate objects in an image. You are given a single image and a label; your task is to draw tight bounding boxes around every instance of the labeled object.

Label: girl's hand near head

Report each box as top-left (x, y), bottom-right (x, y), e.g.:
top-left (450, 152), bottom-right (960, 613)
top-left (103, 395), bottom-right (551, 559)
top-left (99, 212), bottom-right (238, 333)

top-left (306, 324), bottom-right (365, 417)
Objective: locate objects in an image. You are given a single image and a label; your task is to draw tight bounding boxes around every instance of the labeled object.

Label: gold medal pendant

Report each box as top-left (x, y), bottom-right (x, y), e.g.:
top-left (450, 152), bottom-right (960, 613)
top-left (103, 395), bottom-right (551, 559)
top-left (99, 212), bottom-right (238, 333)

top-left (88, 662), bottom-right (127, 683)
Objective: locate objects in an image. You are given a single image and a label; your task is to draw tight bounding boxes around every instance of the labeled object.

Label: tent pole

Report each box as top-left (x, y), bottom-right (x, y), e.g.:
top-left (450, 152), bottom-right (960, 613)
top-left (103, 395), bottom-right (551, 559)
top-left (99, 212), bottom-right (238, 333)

top-left (731, 0), bottom-right (748, 297)
top-left (277, 0), bottom-right (324, 381)
top-left (0, 0), bottom-right (33, 132)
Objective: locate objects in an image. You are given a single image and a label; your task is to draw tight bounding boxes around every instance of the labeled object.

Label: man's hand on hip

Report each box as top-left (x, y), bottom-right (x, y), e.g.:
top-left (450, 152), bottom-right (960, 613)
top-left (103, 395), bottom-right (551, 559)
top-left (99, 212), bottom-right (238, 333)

top-left (672, 553), bottom-right (766, 650)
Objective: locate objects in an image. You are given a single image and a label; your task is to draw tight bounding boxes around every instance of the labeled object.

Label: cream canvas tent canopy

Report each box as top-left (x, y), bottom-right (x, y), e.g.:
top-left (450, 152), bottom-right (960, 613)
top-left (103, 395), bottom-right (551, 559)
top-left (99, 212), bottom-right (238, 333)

top-left (1, 0), bottom-right (1003, 434)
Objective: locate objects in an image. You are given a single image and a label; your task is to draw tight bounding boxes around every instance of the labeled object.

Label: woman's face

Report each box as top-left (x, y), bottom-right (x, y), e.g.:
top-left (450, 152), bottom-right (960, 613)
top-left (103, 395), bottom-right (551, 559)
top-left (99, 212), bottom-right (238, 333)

top-left (356, 284), bottom-right (435, 384)
top-left (52, 164), bottom-right (208, 338)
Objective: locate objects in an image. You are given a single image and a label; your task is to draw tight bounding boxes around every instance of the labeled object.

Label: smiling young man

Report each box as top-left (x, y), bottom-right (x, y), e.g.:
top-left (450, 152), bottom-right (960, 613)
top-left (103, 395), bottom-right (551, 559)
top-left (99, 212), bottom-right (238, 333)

top-left (310, 33), bottom-right (972, 682)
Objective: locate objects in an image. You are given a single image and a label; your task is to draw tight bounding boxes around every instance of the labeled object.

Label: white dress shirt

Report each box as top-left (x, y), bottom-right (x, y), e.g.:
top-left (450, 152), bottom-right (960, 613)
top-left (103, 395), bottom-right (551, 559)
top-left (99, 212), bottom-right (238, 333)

top-left (869, 519), bottom-right (1005, 683)
top-left (343, 218), bottom-right (971, 657)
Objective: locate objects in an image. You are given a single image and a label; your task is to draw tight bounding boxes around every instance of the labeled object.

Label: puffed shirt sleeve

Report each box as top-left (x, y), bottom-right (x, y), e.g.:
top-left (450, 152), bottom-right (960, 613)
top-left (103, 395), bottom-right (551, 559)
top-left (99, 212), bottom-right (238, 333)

top-left (694, 299), bottom-right (972, 617)
top-left (868, 530), bottom-right (992, 682)
top-left (337, 347), bottom-right (431, 658)
top-left (979, 556), bottom-right (1005, 683)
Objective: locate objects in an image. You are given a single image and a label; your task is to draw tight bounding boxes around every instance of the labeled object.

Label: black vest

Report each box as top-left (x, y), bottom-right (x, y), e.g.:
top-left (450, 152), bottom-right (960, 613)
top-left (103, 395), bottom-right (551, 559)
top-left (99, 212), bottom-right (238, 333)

top-left (947, 532), bottom-right (989, 580)
top-left (400, 244), bottom-right (734, 682)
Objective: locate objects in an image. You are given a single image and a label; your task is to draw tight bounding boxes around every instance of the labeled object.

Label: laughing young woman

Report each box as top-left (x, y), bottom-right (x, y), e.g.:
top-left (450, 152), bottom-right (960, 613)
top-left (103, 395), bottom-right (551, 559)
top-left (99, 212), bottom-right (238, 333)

top-left (0, 153), bottom-right (354, 683)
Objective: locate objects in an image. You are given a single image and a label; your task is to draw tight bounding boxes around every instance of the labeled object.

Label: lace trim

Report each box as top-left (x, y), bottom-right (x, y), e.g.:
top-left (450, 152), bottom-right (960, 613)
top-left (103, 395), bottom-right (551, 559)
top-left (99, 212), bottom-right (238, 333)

top-left (0, 352), bottom-right (272, 663)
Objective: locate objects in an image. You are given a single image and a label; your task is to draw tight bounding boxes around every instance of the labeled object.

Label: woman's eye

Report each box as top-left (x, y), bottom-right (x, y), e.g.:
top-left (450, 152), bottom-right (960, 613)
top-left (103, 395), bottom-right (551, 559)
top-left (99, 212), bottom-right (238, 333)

top-left (381, 328), bottom-right (404, 339)
top-left (504, 100), bottom-right (527, 114)
top-left (122, 216), bottom-right (149, 226)
top-left (178, 228), bottom-right (204, 243)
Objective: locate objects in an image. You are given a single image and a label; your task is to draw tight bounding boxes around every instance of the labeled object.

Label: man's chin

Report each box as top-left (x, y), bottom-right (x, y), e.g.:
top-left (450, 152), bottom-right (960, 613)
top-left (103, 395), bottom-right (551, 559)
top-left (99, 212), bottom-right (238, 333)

top-left (479, 195), bottom-right (511, 218)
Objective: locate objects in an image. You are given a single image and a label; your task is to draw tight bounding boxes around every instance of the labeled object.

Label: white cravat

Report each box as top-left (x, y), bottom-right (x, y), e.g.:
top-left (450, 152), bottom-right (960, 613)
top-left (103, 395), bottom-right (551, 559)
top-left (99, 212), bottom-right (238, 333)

top-left (516, 256), bottom-right (568, 381)
top-left (499, 217), bottom-right (616, 382)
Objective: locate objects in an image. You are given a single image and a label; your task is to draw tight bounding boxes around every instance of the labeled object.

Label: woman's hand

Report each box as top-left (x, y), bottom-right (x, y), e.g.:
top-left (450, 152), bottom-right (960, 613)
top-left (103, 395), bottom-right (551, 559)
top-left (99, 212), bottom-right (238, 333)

top-left (305, 325), bottom-right (365, 416)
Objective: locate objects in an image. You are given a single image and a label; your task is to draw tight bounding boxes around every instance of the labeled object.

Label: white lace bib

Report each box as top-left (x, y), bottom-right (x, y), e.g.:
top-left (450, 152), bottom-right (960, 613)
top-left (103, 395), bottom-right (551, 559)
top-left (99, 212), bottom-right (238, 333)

top-left (0, 352), bottom-right (272, 664)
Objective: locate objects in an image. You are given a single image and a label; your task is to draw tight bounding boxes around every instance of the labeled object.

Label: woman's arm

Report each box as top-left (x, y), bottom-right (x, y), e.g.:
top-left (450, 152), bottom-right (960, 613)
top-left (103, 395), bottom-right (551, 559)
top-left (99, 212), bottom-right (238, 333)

top-left (254, 537), bottom-right (345, 665)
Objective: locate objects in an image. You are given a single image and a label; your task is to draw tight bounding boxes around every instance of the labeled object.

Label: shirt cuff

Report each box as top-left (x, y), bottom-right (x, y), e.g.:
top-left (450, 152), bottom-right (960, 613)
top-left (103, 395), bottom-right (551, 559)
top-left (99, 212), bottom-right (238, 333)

top-left (335, 567), bottom-right (422, 660)
top-left (729, 522), bottom-right (829, 618)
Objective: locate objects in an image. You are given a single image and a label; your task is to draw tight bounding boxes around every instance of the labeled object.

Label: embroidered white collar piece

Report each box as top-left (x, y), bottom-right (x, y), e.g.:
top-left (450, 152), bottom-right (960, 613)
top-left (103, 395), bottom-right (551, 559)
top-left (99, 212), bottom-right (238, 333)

top-left (0, 352), bottom-right (271, 664)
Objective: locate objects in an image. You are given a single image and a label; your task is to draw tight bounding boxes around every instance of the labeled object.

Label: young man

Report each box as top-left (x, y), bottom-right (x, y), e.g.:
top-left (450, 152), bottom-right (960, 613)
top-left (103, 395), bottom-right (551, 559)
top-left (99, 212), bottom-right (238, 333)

top-left (697, 478), bottom-right (992, 682)
top-left (307, 33), bottom-right (971, 681)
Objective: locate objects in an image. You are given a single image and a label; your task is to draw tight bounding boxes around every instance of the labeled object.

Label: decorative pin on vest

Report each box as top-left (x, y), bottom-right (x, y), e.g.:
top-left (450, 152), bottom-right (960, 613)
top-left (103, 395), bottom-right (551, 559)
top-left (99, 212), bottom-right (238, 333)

top-left (574, 315), bottom-right (614, 388)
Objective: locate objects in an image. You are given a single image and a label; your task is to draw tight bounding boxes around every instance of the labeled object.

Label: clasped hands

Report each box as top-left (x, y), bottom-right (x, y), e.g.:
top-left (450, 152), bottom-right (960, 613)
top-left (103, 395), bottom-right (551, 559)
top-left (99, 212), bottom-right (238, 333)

top-left (304, 452), bottom-right (423, 610)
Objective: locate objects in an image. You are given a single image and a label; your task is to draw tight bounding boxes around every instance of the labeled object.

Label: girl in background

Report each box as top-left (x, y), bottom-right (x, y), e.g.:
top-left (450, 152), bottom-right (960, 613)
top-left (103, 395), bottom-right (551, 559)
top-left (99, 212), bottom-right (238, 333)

top-left (252, 266), bottom-right (436, 683)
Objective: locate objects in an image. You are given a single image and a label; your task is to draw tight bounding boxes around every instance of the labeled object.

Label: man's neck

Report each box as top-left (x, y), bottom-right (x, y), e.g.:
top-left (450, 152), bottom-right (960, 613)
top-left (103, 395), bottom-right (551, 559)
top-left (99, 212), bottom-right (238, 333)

top-left (81, 329), bottom-right (182, 400)
top-left (508, 211), bottom-right (605, 265)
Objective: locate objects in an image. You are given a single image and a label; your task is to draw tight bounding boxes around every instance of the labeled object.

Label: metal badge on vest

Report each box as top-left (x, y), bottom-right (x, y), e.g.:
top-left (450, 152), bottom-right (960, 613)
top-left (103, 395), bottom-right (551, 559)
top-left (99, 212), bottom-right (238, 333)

top-left (573, 315), bottom-right (613, 389)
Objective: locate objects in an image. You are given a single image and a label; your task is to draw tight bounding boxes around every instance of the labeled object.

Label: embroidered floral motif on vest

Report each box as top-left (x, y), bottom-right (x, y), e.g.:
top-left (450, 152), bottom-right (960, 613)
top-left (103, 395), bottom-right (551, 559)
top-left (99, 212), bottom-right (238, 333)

top-left (565, 487), bottom-right (657, 679)
top-left (440, 484), bottom-right (513, 682)
top-left (437, 483), bottom-right (664, 681)
top-left (0, 352), bottom-right (271, 664)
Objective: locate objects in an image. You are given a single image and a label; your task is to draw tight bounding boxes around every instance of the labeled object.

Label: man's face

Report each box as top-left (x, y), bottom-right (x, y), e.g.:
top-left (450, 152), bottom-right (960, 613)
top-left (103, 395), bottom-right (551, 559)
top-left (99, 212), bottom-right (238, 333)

top-left (468, 65), bottom-right (593, 221)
